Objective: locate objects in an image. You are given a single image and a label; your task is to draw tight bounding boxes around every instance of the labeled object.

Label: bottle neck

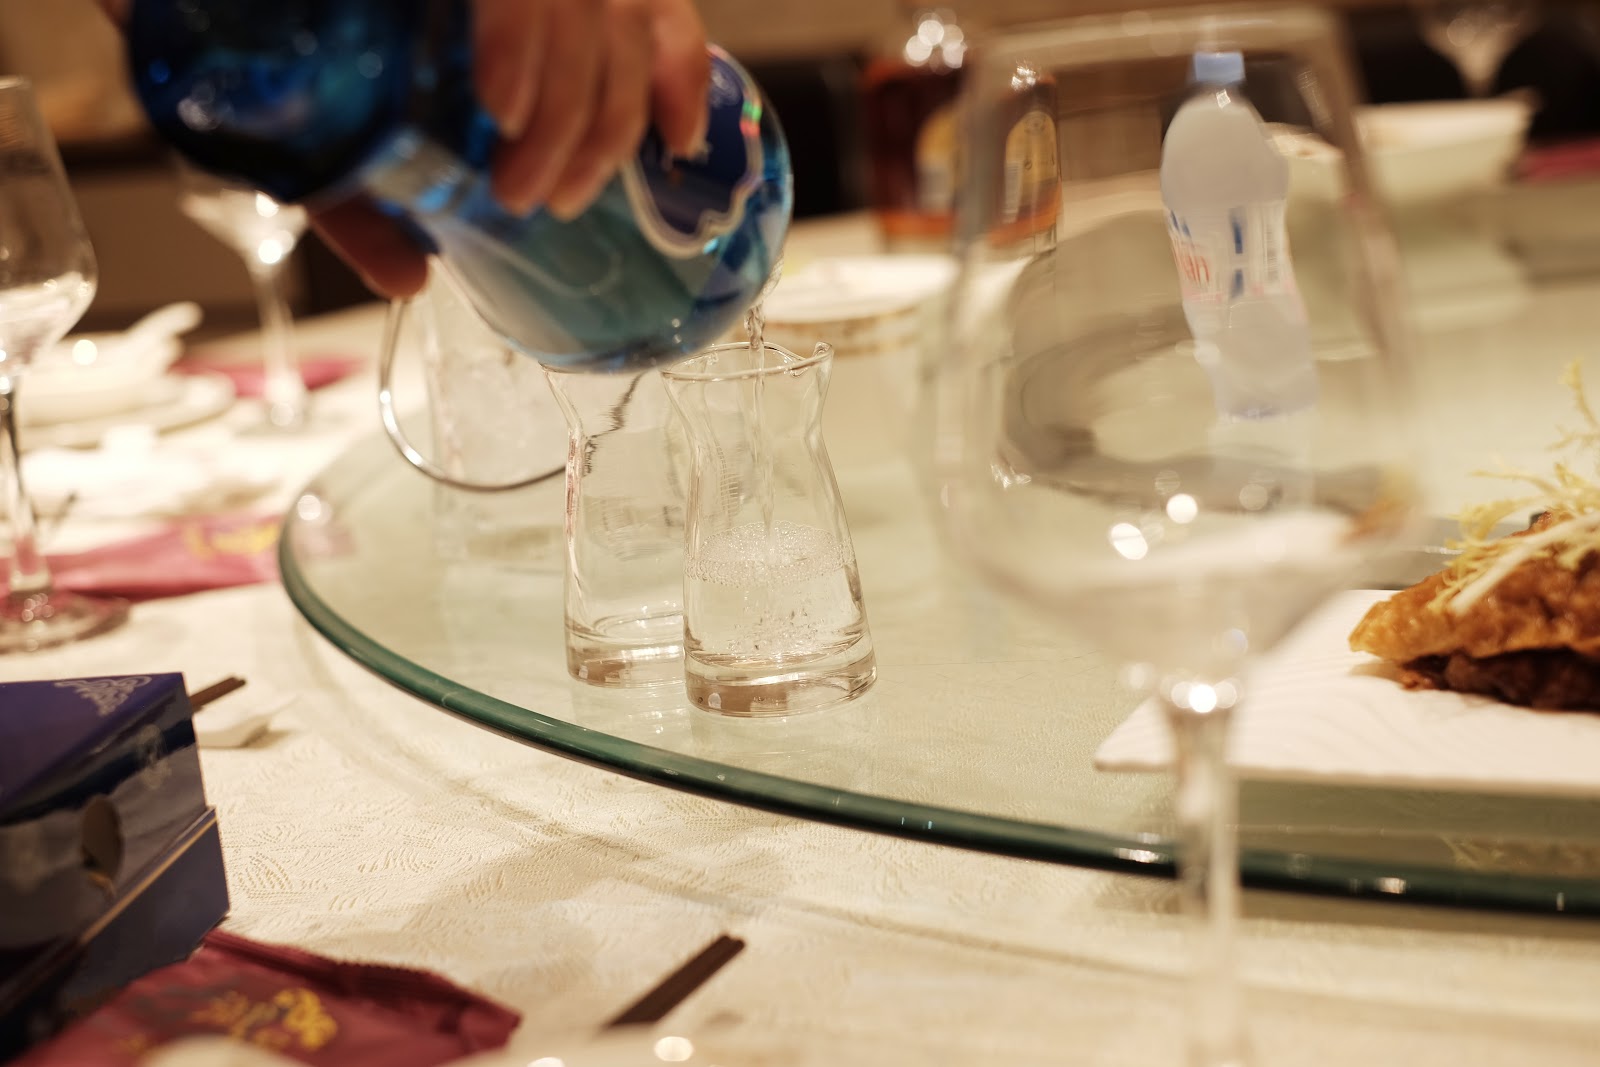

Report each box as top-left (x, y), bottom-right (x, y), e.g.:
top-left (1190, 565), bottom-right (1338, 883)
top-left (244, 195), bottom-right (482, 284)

top-left (359, 129), bottom-right (476, 217)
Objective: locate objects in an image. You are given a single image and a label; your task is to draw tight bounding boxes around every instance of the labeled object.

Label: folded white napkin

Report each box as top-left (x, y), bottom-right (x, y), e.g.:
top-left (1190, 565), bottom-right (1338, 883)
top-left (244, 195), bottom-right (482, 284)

top-left (23, 425), bottom-right (278, 522)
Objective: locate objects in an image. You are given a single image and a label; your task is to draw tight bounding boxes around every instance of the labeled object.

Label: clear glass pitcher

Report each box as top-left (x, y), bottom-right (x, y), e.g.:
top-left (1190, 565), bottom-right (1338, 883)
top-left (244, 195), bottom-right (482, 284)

top-left (378, 276), bottom-right (567, 567)
top-left (544, 367), bottom-right (689, 687)
top-left (662, 341), bottom-right (876, 715)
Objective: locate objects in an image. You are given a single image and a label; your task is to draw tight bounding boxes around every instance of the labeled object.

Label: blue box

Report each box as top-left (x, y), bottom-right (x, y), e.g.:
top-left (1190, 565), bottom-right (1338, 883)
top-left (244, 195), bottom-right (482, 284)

top-left (0, 674), bottom-right (229, 1055)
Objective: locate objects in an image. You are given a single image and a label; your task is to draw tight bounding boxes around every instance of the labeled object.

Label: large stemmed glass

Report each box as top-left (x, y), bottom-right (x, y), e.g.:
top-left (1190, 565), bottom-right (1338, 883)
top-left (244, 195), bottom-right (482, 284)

top-left (932, 9), bottom-right (1418, 1064)
top-left (177, 165), bottom-right (310, 430)
top-left (0, 77), bottom-right (127, 652)
top-left (1412, 0), bottom-right (1537, 98)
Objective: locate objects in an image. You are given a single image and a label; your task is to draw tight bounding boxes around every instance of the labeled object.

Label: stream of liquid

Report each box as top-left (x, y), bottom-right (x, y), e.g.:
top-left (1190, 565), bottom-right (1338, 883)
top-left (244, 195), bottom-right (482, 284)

top-left (744, 252), bottom-right (786, 585)
top-left (743, 301), bottom-right (778, 570)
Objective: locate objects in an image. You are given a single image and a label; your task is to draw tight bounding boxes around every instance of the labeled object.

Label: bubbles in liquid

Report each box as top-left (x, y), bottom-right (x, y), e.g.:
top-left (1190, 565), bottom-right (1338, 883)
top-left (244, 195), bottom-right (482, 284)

top-left (688, 521), bottom-right (850, 581)
top-left (685, 521), bottom-right (862, 658)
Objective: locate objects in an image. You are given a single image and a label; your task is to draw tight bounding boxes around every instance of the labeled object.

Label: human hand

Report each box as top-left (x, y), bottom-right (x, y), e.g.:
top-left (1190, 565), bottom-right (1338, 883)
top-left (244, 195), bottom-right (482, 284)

top-left (319, 0), bottom-right (711, 297)
top-left (101, 0), bottom-right (710, 298)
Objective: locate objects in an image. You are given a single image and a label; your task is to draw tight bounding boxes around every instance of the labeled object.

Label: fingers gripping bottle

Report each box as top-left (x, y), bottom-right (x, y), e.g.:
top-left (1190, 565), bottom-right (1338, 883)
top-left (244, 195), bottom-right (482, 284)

top-left (127, 0), bottom-right (792, 374)
top-left (1160, 51), bottom-right (1316, 419)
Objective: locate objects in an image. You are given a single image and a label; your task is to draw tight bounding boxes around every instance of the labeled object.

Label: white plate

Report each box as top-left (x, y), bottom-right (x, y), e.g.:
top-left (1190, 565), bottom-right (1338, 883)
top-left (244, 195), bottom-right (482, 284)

top-left (24, 336), bottom-right (184, 425)
top-left (27, 302), bottom-right (204, 424)
top-left (1096, 588), bottom-right (1600, 798)
top-left (22, 372), bottom-right (236, 450)
top-left (750, 255), bottom-right (955, 467)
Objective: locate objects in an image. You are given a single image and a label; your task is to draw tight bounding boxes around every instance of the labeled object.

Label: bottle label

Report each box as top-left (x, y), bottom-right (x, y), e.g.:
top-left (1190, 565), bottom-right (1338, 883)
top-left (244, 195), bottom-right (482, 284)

top-left (1166, 202), bottom-right (1298, 308)
top-left (914, 102), bottom-right (958, 215)
top-left (1001, 108), bottom-right (1058, 224)
top-left (620, 47), bottom-right (767, 259)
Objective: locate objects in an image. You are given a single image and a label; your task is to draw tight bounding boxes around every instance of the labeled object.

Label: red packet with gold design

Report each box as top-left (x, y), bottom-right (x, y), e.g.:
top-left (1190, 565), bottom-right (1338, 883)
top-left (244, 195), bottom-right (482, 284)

top-left (39, 512), bottom-right (352, 602)
top-left (176, 355), bottom-right (362, 397)
top-left (45, 514), bottom-right (284, 602)
top-left (15, 930), bottom-right (520, 1067)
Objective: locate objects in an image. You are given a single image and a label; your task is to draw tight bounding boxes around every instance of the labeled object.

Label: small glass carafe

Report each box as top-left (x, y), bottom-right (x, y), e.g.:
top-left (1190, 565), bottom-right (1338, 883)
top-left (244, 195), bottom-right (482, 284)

top-left (544, 367), bottom-right (688, 687)
top-left (663, 341), bottom-right (876, 715)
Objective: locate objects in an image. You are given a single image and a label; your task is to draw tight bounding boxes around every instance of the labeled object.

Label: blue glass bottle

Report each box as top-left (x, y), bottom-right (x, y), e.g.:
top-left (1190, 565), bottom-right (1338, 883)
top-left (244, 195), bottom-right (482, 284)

top-left (128, 0), bottom-right (792, 372)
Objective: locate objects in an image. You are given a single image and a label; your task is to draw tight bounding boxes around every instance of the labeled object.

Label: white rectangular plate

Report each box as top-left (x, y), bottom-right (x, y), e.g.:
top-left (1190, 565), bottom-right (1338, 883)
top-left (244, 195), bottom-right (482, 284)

top-left (1095, 589), bottom-right (1600, 798)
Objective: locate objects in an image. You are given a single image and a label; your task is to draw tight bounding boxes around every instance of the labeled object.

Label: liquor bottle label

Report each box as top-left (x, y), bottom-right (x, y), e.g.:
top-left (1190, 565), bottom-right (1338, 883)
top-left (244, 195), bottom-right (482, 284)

top-left (621, 47), bottom-right (768, 258)
top-left (914, 102), bottom-right (957, 215)
top-left (1001, 108), bottom-right (1058, 224)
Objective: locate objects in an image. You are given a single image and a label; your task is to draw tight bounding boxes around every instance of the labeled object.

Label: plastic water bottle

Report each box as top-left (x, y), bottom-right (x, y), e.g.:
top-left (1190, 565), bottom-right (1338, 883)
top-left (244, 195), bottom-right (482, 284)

top-left (127, 0), bottom-right (792, 373)
top-left (1160, 51), bottom-right (1316, 418)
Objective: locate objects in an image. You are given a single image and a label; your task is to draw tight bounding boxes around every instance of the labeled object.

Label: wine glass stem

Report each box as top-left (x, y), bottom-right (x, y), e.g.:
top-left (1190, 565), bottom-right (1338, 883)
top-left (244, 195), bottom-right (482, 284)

top-left (0, 374), bottom-right (51, 600)
top-left (1459, 49), bottom-right (1501, 97)
top-left (249, 259), bottom-right (307, 428)
top-left (1163, 698), bottom-right (1246, 1067)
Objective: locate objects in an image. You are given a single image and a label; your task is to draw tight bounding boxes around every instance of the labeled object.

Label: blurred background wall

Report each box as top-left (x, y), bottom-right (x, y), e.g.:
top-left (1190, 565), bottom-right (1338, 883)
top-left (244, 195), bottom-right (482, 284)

top-left (4, 0), bottom-right (1600, 333)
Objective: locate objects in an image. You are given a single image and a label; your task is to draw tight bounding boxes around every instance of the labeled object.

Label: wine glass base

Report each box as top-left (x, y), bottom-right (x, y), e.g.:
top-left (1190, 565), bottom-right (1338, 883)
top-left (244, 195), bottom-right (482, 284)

top-left (0, 590), bottom-right (129, 653)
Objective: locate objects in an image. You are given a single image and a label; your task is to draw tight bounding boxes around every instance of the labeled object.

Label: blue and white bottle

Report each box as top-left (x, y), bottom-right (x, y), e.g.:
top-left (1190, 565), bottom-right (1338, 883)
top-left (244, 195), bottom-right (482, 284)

top-left (128, 0), bottom-right (792, 372)
top-left (1160, 51), bottom-right (1316, 418)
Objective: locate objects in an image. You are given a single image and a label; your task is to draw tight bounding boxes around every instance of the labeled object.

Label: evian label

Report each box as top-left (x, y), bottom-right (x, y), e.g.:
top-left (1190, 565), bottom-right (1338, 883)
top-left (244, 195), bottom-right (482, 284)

top-left (1166, 202), bottom-right (1298, 307)
top-left (620, 47), bottom-right (766, 258)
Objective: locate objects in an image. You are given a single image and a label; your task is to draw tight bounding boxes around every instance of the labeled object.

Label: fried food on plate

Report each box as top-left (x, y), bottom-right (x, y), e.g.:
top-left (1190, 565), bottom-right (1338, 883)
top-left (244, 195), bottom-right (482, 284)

top-left (1351, 361), bottom-right (1600, 710)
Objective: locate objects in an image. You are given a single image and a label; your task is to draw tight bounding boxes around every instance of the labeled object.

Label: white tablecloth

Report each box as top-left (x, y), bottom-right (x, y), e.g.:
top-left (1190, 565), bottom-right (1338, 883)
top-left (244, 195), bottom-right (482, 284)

top-left (14, 579), bottom-right (1600, 1066)
top-left (8, 227), bottom-right (1600, 1066)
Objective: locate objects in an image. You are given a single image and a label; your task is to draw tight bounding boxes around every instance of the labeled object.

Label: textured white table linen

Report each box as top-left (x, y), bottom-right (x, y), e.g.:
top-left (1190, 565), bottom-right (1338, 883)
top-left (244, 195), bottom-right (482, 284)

top-left (10, 580), bottom-right (1600, 1067)
top-left (8, 224), bottom-right (1600, 1065)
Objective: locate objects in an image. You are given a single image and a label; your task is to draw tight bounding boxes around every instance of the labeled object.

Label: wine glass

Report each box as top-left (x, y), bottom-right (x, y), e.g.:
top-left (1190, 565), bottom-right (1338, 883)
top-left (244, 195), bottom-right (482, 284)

top-left (177, 164), bottom-right (310, 430)
top-left (931, 9), bottom-right (1417, 1064)
top-left (0, 77), bottom-right (128, 652)
top-left (1412, 0), bottom-right (1538, 98)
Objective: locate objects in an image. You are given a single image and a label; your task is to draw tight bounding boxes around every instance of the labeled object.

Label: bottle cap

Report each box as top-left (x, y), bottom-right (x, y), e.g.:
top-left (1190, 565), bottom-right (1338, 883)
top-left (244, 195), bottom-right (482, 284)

top-left (1190, 51), bottom-right (1245, 87)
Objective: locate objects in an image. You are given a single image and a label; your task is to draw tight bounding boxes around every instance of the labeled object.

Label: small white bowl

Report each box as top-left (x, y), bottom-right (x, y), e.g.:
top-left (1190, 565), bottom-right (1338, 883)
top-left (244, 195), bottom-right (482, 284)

top-left (755, 255), bottom-right (955, 470)
top-left (1277, 96), bottom-right (1533, 205)
top-left (760, 254), bottom-right (955, 356)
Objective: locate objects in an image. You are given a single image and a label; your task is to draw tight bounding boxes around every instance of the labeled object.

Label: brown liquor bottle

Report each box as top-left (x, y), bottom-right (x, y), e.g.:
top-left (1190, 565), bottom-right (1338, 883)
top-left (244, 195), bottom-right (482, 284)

top-left (860, 6), bottom-right (966, 250)
top-left (988, 61), bottom-right (1060, 253)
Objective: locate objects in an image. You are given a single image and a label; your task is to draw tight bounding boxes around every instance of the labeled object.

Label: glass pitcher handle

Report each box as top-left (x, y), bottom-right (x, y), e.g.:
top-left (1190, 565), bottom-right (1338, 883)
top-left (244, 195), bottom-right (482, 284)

top-left (376, 297), bottom-right (563, 493)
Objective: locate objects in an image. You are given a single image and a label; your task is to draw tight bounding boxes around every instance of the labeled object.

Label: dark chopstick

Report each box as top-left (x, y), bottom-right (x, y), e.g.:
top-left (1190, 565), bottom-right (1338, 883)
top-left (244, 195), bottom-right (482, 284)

top-left (602, 933), bottom-right (746, 1030)
top-left (188, 676), bottom-right (247, 712)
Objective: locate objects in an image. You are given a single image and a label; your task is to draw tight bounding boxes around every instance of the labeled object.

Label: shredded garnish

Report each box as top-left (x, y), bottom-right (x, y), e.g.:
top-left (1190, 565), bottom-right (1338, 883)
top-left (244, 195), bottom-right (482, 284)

top-left (1436, 360), bottom-right (1600, 615)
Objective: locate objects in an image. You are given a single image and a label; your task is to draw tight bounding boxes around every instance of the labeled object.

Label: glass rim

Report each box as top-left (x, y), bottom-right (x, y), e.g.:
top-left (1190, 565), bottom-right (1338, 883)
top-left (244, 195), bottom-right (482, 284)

top-left (970, 3), bottom-right (1337, 77)
top-left (0, 76), bottom-right (35, 93)
top-left (660, 340), bottom-right (833, 383)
